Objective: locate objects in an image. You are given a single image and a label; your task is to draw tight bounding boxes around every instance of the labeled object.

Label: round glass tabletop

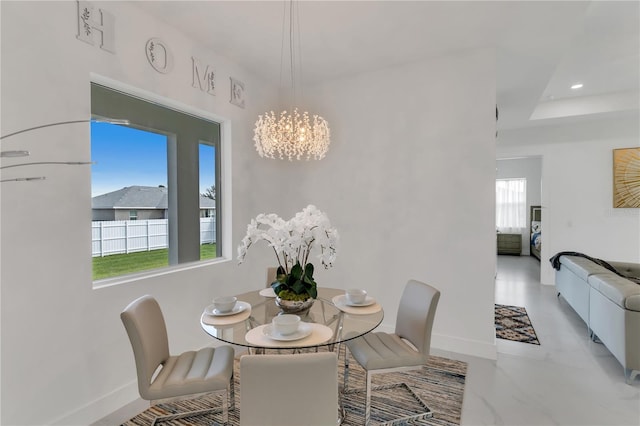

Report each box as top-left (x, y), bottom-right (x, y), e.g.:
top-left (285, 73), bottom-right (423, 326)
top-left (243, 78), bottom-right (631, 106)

top-left (200, 287), bottom-right (384, 350)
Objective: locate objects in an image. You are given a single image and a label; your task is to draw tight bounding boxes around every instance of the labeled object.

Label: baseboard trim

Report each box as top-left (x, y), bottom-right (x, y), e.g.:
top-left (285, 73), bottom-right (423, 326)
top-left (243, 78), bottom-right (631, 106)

top-left (431, 333), bottom-right (497, 360)
top-left (50, 380), bottom-right (139, 426)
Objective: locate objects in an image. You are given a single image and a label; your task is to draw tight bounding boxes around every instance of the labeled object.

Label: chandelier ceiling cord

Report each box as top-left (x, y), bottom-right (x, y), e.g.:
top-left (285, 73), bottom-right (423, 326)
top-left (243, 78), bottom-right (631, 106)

top-left (254, 0), bottom-right (330, 161)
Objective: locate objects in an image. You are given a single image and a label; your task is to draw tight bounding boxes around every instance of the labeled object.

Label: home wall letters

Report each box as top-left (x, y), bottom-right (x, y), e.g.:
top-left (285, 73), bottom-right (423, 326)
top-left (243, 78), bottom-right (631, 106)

top-left (76, 1), bottom-right (244, 103)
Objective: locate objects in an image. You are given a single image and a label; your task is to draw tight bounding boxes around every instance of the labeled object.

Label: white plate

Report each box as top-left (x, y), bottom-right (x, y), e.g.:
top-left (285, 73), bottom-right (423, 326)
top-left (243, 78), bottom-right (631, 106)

top-left (334, 294), bottom-right (376, 307)
top-left (259, 287), bottom-right (276, 298)
top-left (204, 301), bottom-right (250, 317)
top-left (346, 296), bottom-right (376, 307)
top-left (262, 322), bottom-right (313, 341)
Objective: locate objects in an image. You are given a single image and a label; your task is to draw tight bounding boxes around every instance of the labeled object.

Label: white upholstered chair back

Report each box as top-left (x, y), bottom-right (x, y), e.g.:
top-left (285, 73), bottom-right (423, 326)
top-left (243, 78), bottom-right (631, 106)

top-left (121, 295), bottom-right (235, 424)
top-left (266, 266), bottom-right (278, 287)
top-left (240, 352), bottom-right (338, 426)
top-left (120, 295), bottom-right (170, 399)
top-left (395, 279), bottom-right (441, 355)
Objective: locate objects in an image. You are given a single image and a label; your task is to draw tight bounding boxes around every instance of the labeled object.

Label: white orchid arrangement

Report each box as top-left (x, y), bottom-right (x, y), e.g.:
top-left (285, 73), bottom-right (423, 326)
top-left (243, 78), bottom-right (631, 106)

top-left (237, 205), bottom-right (339, 300)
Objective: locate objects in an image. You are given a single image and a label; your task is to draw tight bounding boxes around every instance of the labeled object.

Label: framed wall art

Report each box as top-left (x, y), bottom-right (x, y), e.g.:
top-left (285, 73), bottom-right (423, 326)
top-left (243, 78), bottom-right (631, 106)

top-left (613, 147), bottom-right (640, 208)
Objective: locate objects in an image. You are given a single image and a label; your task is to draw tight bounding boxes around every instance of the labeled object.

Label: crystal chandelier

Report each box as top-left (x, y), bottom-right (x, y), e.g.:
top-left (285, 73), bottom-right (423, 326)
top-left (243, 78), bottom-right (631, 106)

top-left (254, 1), bottom-right (330, 161)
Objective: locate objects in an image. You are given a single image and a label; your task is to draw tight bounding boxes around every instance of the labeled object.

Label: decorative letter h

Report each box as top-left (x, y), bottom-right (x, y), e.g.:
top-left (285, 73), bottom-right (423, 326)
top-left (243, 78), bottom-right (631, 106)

top-left (76, 0), bottom-right (115, 53)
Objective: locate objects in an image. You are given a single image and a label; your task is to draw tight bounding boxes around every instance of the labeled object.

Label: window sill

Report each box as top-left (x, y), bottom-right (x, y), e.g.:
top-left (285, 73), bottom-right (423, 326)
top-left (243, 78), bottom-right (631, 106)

top-left (92, 256), bottom-right (231, 290)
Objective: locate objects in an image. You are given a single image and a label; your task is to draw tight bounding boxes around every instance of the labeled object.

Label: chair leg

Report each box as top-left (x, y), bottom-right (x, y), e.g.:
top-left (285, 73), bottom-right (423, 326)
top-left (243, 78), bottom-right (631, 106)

top-left (625, 368), bottom-right (639, 384)
top-left (151, 406), bottom-right (223, 426)
top-left (149, 388), bottom-right (229, 426)
top-left (364, 371), bottom-right (372, 426)
top-left (342, 366), bottom-right (434, 425)
top-left (221, 385), bottom-right (229, 425)
top-left (344, 347), bottom-right (351, 392)
top-left (229, 375), bottom-right (235, 411)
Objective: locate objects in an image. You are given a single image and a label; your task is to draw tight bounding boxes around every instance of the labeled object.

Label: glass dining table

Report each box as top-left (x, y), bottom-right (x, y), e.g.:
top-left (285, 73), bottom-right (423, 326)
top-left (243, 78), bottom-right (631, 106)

top-left (200, 287), bottom-right (384, 353)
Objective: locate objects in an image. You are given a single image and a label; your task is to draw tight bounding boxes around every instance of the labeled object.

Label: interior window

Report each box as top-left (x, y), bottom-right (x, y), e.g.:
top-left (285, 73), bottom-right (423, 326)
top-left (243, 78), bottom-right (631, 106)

top-left (495, 178), bottom-right (527, 233)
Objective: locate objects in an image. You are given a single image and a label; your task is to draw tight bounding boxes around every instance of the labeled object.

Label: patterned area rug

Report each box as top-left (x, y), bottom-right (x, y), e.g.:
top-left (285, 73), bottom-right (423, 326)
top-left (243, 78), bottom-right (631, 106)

top-left (122, 350), bottom-right (467, 426)
top-left (495, 304), bottom-right (540, 345)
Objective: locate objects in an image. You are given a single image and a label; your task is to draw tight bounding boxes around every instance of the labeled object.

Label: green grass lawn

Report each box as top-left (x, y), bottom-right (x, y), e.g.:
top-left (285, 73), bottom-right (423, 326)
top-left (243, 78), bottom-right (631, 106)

top-left (93, 244), bottom-right (217, 280)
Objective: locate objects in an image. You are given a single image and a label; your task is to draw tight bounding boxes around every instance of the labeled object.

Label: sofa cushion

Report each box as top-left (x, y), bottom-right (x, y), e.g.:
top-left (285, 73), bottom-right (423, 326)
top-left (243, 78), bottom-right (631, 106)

top-left (560, 255), bottom-right (612, 282)
top-left (588, 273), bottom-right (640, 312)
top-left (607, 261), bottom-right (640, 282)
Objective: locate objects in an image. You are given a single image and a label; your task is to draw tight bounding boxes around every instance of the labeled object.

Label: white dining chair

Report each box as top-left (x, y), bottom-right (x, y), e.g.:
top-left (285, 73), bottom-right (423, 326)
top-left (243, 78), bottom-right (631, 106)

top-left (239, 352), bottom-right (338, 426)
top-left (344, 279), bottom-right (440, 425)
top-left (266, 266), bottom-right (278, 287)
top-left (121, 295), bottom-right (235, 425)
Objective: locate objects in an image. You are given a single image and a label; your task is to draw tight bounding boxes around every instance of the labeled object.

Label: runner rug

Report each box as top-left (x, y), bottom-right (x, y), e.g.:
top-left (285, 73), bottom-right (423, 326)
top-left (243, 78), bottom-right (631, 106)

top-left (495, 304), bottom-right (540, 345)
top-left (122, 351), bottom-right (467, 426)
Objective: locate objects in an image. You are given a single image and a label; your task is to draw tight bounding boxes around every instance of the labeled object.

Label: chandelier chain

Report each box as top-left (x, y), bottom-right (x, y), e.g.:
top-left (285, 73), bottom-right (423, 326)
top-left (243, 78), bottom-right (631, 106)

top-left (295, 0), bottom-right (304, 106)
top-left (253, 0), bottom-right (331, 161)
top-left (289, 0), bottom-right (295, 105)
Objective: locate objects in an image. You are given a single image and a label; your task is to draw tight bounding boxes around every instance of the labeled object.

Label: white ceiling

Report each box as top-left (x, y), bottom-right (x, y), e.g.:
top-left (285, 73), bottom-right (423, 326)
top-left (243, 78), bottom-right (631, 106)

top-left (134, 1), bottom-right (640, 131)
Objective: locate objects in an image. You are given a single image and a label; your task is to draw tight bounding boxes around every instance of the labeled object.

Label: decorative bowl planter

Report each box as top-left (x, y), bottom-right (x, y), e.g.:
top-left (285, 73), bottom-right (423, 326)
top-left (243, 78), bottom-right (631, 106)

top-left (275, 297), bottom-right (315, 314)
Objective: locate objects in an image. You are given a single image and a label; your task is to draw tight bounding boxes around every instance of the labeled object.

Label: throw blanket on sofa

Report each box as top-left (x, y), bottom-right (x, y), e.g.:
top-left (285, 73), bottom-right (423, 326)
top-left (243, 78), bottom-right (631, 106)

top-left (550, 251), bottom-right (640, 284)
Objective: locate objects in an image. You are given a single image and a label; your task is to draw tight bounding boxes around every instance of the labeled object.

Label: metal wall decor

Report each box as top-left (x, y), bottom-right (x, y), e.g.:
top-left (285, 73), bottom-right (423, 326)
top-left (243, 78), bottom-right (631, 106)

top-left (0, 119), bottom-right (127, 183)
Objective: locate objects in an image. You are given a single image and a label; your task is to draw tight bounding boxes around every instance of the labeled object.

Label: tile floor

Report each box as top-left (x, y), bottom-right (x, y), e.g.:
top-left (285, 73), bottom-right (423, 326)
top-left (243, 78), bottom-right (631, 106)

top-left (95, 255), bottom-right (640, 425)
top-left (439, 255), bottom-right (640, 426)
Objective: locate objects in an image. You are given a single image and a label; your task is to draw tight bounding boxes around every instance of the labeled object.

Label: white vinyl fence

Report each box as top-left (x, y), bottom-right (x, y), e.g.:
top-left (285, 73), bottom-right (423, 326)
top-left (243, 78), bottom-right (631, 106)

top-left (92, 218), bottom-right (215, 257)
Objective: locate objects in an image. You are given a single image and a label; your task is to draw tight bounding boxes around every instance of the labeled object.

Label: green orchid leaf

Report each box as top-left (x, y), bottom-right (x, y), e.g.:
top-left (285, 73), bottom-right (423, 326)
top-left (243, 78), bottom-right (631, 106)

top-left (291, 262), bottom-right (303, 280)
top-left (308, 286), bottom-right (318, 299)
top-left (304, 263), bottom-right (314, 278)
top-left (271, 282), bottom-right (285, 296)
top-left (291, 279), bottom-right (305, 294)
top-left (287, 273), bottom-right (298, 286)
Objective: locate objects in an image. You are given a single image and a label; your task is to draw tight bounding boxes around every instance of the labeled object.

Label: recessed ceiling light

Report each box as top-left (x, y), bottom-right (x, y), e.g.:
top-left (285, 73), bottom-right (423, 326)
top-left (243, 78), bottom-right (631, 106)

top-left (570, 83), bottom-right (583, 90)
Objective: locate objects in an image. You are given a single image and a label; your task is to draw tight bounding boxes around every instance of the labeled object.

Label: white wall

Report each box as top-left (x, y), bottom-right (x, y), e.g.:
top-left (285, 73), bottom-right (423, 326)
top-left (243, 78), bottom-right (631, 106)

top-left (1, 2), bottom-right (498, 425)
top-left (286, 48), bottom-right (498, 360)
top-left (496, 157), bottom-right (542, 255)
top-left (0, 2), bottom-right (281, 425)
top-left (497, 115), bottom-right (640, 285)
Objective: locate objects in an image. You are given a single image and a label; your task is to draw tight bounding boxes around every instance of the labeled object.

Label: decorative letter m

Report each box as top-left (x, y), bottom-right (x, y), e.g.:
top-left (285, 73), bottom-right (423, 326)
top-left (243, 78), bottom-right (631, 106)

top-left (192, 57), bottom-right (216, 96)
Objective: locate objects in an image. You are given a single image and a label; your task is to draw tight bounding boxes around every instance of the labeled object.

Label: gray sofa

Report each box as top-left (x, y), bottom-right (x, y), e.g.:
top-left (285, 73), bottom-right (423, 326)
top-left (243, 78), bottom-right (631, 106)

top-left (555, 255), bottom-right (640, 384)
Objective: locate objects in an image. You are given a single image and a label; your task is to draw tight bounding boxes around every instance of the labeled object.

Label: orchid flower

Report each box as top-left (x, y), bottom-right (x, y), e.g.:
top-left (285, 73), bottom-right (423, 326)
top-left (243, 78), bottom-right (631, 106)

top-left (237, 205), bottom-right (339, 274)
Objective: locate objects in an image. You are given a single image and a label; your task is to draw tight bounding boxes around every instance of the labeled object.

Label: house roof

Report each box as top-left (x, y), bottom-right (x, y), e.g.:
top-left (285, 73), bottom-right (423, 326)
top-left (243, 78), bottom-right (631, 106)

top-left (92, 186), bottom-right (215, 209)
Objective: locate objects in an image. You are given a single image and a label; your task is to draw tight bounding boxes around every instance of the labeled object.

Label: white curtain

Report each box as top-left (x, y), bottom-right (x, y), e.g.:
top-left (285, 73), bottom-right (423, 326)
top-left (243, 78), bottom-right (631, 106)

top-left (496, 178), bottom-right (526, 233)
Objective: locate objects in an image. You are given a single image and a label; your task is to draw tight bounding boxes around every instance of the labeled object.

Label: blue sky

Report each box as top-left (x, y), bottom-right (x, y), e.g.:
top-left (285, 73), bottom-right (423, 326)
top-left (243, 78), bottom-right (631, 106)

top-left (91, 122), bottom-right (215, 197)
